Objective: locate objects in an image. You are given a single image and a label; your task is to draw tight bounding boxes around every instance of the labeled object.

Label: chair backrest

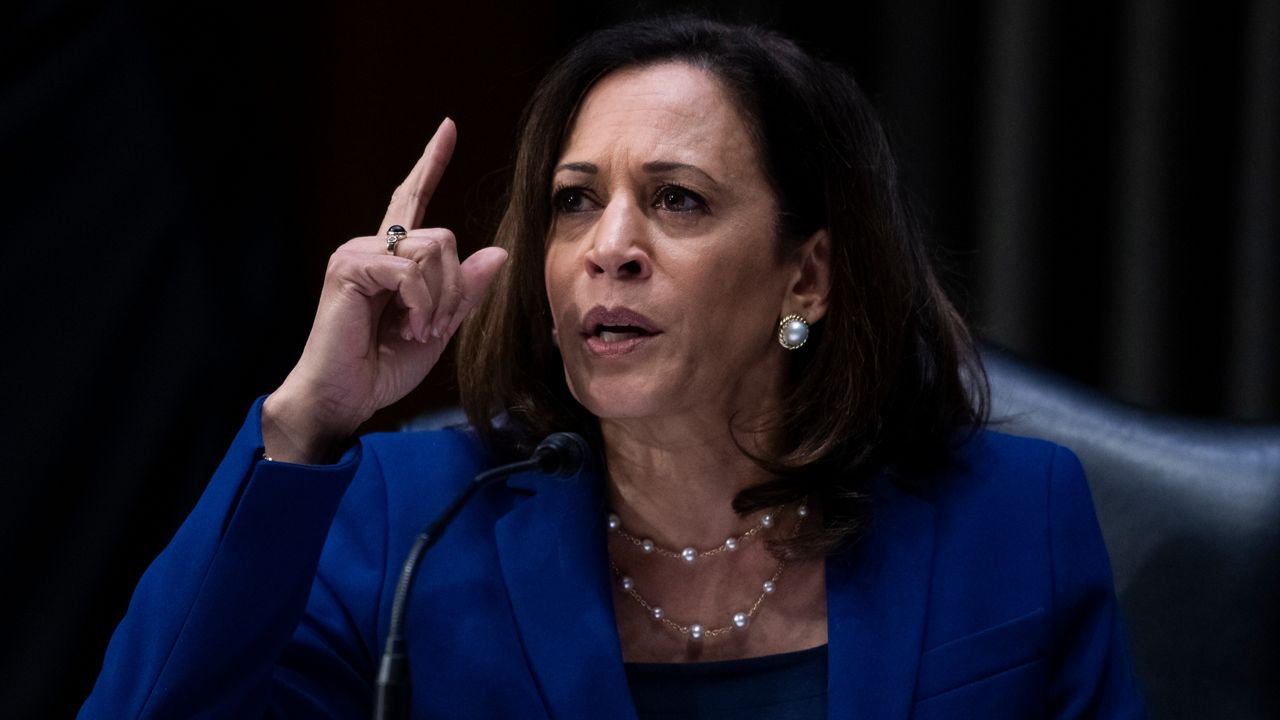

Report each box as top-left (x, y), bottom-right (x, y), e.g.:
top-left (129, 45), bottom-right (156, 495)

top-left (982, 348), bottom-right (1280, 720)
top-left (401, 406), bottom-right (469, 433)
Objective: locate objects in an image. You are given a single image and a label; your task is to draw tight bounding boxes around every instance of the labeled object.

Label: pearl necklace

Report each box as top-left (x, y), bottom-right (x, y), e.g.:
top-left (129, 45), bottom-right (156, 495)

top-left (606, 503), bottom-right (809, 640)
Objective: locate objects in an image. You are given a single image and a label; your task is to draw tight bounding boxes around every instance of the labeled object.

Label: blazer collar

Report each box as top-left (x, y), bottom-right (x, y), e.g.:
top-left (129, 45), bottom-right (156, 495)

top-left (826, 475), bottom-right (935, 719)
top-left (495, 468), bottom-right (935, 720)
top-left (495, 465), bottom-right (638, 720)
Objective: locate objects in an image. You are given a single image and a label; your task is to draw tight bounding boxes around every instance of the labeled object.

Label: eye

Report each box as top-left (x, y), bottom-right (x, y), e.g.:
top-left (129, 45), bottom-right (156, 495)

top-left (653, 185), bottom-right (707, 213)
top-left (552, 185), bottom-right (595, 214)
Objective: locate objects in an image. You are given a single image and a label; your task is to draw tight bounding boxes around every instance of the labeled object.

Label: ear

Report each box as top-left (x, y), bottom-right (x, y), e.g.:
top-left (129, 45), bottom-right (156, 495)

top-left (782, 228), bottom-right (831, 323)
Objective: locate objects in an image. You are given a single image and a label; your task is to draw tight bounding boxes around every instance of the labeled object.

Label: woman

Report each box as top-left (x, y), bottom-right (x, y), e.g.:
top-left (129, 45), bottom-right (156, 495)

top-left (82, 15), bottom-right (1145, 719)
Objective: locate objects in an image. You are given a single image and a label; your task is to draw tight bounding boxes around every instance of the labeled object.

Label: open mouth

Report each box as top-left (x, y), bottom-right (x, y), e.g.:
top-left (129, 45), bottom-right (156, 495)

top-left (592, 324), bottom-right (653, 343)
top-left (580, 306), bottom-right (661, 355)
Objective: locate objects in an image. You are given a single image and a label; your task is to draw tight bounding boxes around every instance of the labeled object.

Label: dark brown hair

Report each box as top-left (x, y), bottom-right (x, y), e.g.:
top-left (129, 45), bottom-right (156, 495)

top-left (457, 15), bottom-right (988, 558)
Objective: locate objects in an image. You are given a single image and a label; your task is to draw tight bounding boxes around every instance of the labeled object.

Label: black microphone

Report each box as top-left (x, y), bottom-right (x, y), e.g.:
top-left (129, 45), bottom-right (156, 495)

top-left (531, 431), bottom-right (590, 477)
top-left (373, 432), bottom-right (589, 720)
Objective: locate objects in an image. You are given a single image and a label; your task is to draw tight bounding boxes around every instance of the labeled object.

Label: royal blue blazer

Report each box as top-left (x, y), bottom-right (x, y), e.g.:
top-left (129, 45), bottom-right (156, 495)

top-left (81, 397), bottom-right (1146, 718)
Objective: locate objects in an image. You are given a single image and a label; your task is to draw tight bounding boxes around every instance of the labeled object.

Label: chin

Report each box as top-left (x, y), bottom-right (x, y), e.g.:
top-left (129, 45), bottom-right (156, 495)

top-left (564, 373), bottom-right (675, 421)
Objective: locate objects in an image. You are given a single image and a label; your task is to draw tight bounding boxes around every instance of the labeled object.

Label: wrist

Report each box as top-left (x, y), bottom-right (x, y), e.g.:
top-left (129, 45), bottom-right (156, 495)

top-left (261, 386), bottom-right (358, 465)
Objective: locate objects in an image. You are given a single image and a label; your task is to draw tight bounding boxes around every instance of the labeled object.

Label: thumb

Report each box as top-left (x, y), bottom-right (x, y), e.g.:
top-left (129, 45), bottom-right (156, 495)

top-left (456, 246), bottom-right (510, 320)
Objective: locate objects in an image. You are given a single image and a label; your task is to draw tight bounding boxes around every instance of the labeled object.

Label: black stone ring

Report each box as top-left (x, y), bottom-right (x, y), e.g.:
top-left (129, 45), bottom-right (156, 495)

top-left (385, 225), bottom-right (408, 255)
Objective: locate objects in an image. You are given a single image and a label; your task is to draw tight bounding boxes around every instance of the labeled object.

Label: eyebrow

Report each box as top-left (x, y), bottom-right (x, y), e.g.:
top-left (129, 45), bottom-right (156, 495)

top-left (554, 161), bottom-right (598, 174)
top-left (552, 161), bottom-right (722, 190)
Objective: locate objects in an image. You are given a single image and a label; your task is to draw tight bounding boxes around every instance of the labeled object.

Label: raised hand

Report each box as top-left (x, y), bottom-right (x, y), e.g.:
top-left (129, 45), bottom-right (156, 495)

top-left (262, 118), bottom-right (508, 464)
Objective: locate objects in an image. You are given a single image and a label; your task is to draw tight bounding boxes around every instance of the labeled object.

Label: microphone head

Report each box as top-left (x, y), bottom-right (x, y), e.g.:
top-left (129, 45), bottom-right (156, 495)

top-left (533, 432), bottom-right (590, 477)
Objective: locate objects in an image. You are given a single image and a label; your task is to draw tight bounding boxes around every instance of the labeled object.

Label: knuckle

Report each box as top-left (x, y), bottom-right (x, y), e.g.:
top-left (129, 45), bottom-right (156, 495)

top-left (408, 271), bottom-right (431, 293)
top-left (412, 227), bottom-right (454, 246)
top-left (325, 252), bottom-right (348, 275)
top-left (392, 257), bottom-right (418, 277)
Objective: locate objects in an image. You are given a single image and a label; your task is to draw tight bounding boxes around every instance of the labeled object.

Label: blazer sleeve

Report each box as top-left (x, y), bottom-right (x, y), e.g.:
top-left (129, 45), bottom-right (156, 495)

top-left (79, 395), bottom-right (381, 719)
top-left (1047, 445), bottom-right (1147, 719)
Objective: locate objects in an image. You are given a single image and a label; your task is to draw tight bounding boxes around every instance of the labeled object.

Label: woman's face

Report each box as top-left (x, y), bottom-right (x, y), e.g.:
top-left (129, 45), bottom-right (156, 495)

top-left (544, 62), bottom-right (805, 424)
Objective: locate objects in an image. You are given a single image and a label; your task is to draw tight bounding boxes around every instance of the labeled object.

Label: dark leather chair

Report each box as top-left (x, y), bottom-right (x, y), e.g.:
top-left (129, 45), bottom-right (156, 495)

top-left (983, 347), bottom-right (1280, 720)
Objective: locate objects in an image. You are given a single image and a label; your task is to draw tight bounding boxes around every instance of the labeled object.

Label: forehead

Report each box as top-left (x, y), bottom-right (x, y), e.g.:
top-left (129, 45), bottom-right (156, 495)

top-left (558, 62), bottom-right (758, 169)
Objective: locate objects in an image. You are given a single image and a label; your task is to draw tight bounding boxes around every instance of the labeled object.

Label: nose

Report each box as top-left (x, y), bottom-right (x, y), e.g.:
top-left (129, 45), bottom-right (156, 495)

top-left (583, 196), bottom-right (652, 280)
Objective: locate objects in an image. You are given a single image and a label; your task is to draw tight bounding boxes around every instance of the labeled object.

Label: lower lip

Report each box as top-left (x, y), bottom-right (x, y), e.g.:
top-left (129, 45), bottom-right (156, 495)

top-left (583, 334), bottom-right (658, 357)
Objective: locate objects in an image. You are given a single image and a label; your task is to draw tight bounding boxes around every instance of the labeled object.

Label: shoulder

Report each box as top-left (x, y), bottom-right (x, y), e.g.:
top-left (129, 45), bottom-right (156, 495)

top-left (911, 427), bottom-right (1099, 564)
top-left (919, 427), bottom-right (1088, 515)
top-left (351, 425), bottom-right (496, 509)
top-left (361, 424), bottom-right (490, 475)
top-left (896, 428), bottom-right (1109, 644)
top-left (880, 429), bottom-right (1143, 715)
top-left (901, 428), bottom-right (1101, 602)
top-left (951, 426), bottom-right (1082, 481)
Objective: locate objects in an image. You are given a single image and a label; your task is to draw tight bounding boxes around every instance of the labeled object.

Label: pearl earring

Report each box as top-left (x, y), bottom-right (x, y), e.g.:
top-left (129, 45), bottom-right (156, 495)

top-left (777, 314), bottom-right (809, 350)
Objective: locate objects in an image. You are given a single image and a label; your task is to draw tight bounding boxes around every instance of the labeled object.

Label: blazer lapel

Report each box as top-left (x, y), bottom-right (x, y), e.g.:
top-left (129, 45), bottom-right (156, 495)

top-left (826, 476), bottom-right (936, 720)
top-left (494, 465), bottom-right (638, 720)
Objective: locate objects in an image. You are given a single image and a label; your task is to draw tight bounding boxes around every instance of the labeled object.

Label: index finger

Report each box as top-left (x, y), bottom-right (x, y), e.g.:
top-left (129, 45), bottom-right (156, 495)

top-left (379, 117), bottom-right (457, 233)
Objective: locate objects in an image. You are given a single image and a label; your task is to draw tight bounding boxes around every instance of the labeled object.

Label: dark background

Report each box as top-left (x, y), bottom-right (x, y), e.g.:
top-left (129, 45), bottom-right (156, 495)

top-left (2, 0), bottom-right (1276, 717)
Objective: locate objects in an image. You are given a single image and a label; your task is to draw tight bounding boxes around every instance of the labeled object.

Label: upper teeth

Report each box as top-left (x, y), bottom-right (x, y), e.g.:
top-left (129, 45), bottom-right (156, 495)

top-left (599, 330), bottom-right (639, 343)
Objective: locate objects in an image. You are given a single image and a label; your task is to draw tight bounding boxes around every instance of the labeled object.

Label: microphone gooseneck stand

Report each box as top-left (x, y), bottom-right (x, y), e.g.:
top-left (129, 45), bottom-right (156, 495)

top-left (373, 432), bottom-right (589, 720)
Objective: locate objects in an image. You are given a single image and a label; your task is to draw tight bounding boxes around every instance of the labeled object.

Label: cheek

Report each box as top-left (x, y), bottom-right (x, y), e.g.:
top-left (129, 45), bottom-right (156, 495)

top-left (544, 250), bottom-right (569, 323)
top-left (696, 290), bottom-right (776, 361)
top-left (544, 249), bottom-right (581, 348)
top-left (693, 244), bottom-right (786, 312)
top-left (680, 261), bottom-right (784, 359)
